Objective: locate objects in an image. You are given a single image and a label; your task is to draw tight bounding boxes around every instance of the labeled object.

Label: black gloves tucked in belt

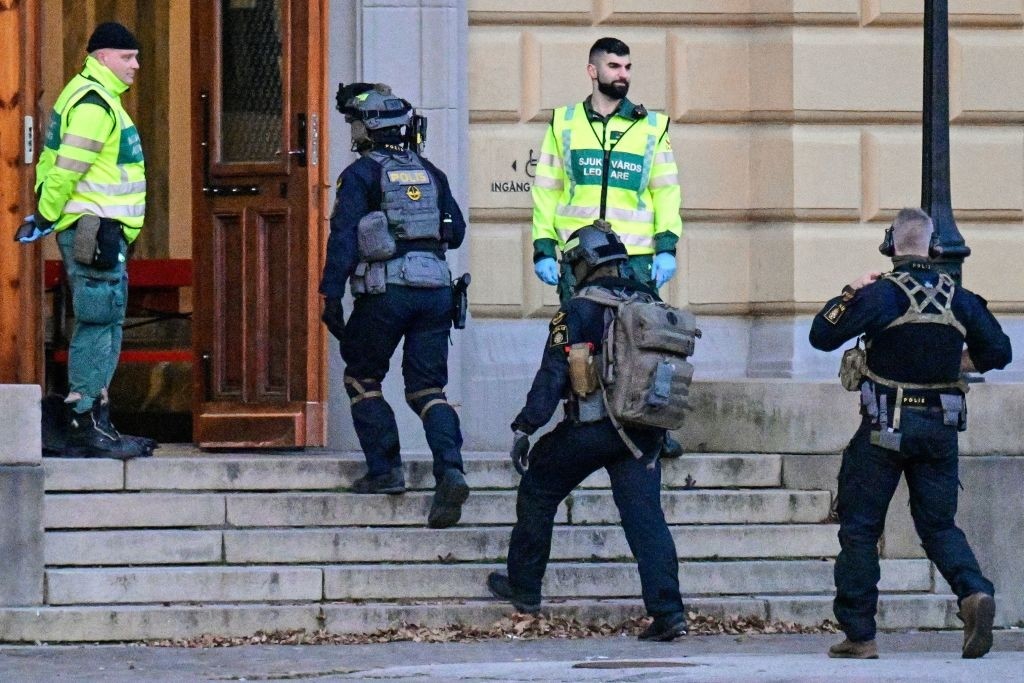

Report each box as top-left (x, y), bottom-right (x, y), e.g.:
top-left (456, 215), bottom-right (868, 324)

top-left (322, 297), bottom-right (345, 341)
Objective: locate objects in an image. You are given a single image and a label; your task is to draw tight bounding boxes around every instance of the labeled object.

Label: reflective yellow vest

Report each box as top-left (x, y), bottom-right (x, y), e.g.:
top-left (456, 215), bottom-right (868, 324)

top-left (35, 56), bottom-right (146, 242)
top-left (532, 100), bottom-right (682, 256)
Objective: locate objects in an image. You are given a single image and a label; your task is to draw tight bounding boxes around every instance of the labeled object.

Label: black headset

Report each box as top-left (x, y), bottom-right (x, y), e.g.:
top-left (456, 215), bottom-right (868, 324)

top-left (878, 223), bottom-right (942, 258)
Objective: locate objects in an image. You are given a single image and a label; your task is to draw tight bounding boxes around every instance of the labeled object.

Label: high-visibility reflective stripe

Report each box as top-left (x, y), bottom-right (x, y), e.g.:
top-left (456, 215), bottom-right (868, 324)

top-left (74, 179), bottom-right (147, 195)
top-left (350, 391), bottom-right (383, 406)
top-left (533, 175), bottom-right (563, 190)
top-left (63, 200), bottom-right (146, 218)
top-left (557, 226), bottom-right (654, 249)
top-left (636, 133), bottom-right (656, 211)
top-left (61, 133), bottom-right (104, 152)
top-left (538, 152), bottom-right (560, 168)
top-left (654, 151), bottom-right (675, 165)
top-left (555, 203), bottom-right (655, 224)
top-left (55, 156), bottom-right (92, 173)
top-left (648, 174), bottom-right (679, 188)
top-left (561, 127), bottom-right (575, 200)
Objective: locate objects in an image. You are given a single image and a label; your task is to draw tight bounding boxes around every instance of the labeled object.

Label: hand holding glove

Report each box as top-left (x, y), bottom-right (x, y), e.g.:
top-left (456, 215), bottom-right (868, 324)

top-left (510, 429), bottom-right (531, 476)
top-left (533, 257), bottom-right (559, 286)
top-left (651, 253), bottom-right (677, 289)
top-left (321, 297), bottom-right (345, 341)
top-left (14, 215), bottom-right (55, 244)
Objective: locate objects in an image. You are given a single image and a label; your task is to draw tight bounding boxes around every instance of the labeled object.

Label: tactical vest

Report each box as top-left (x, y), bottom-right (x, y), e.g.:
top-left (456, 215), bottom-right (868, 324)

top-left (370, 151), bottom-right (442, 242)
top-left (533, 103), bottom-right (678, 255)
top-left (350, 151), bottom-right (449, 295)
top-left (574, 286), bottom-right (700, 459)
top-left (840, 271), bottom-right (968, 393)
top-left (35, 57), bottom-right (146, 242)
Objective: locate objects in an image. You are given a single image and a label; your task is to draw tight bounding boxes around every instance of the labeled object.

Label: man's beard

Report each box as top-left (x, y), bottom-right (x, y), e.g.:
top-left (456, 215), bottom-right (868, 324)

top-left (597, 77), bottom-right (628, 100)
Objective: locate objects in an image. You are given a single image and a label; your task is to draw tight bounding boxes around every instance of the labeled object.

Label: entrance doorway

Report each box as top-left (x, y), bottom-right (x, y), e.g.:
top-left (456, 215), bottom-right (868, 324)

top-left (190, 0), bottom-right (328, 447)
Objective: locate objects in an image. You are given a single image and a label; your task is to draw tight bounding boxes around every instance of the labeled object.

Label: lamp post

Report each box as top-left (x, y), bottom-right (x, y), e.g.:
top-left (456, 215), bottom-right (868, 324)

top-left (921, 0), bottom-right (970, 281)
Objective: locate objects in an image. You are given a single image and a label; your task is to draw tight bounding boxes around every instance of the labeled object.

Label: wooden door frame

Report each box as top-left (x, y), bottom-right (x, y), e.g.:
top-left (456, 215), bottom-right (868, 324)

top-left (0, 0), bottom-right (43, 385)
top-left (189, 0), bottom-right (329, 447)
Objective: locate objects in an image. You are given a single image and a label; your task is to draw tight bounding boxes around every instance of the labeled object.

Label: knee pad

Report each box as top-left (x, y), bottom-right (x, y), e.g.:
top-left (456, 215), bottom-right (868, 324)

top-left (405, 387), bottom-right (449, 420)
top-left (344, 376), bottom-right (384, 406)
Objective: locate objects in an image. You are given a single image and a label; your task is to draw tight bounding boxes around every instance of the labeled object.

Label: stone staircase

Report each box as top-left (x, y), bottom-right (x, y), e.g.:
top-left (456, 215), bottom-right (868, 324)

top-left (0, 447), bottom-right (961, 642)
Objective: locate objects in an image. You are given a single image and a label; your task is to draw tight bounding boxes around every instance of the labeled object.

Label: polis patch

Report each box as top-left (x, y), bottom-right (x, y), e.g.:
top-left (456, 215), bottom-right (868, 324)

top-left (387, 169), bottom-right (430, 185)
top-left (823, 302), bottom-right (847, 325)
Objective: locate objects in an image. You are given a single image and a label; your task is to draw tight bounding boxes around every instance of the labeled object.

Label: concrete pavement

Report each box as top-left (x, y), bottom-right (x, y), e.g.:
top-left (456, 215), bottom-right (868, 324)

top-left (2, 631), bottom-right (1023, 682)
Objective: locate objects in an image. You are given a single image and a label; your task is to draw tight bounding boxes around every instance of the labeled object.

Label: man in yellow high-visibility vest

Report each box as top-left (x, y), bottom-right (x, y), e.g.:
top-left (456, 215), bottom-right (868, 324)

top-left (531, 37), bottom-right (683, 303)
top-left (531, 37), bottom-right (685, 459)
top-left (33, 22), bottom-right (148, 458)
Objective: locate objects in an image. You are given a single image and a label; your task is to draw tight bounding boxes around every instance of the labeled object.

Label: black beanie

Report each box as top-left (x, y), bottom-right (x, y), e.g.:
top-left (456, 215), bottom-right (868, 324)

top-left (86, 22), bottom-right (140, 52)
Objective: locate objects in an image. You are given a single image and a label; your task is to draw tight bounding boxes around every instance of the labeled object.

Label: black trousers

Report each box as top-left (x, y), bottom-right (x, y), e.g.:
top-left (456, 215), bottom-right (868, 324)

top-left (834, 410), bottom-right (993, 641)
top-left (340, 285), bottom-right (462, 483)
top-left (506, 419), bottom-right (685, 617)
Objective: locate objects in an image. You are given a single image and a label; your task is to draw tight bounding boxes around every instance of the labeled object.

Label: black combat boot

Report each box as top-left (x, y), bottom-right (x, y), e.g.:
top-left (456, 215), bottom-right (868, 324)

top-left (94, 397), bottom-right (122, 441)
top-left (638, 612), bottom-right (688, 641)
top-left (350, 466), bottom-right (406, 495)
top-left (427, 468), bottom-right (470, 528)
top-left (486, 572), bottom-right (541, 615)
top-left (65, 404), bottom-right (124, 458)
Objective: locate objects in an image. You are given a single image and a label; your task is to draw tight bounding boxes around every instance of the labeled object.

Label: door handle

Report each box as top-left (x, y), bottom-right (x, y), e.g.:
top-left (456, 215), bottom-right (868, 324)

top-left (276, 113), bottom-right (307, 167)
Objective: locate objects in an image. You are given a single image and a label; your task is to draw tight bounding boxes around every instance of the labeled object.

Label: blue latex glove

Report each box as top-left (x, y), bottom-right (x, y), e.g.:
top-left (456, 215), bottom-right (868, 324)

top-left (651, 253), bottom-right (677, 289)
top-left (533, 257), bottom-right (559, 285)
top-left (14, 215), bottom-right (55, 244)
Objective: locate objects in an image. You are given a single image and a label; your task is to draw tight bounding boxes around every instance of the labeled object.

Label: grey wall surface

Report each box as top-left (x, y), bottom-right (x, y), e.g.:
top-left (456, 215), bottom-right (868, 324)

top-left (0, 384), bottom-right (43, 606)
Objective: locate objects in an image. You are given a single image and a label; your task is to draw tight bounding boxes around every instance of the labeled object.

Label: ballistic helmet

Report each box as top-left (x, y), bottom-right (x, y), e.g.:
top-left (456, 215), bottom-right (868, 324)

top-left (336, 82), bottom-right (413, 152)
top-left (562, 220), bottom-right (628, 284)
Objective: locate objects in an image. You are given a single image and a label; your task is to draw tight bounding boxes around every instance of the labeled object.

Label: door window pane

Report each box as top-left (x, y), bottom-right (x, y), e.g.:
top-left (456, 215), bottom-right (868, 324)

top-left (220, 0), bottom-right (283, 163)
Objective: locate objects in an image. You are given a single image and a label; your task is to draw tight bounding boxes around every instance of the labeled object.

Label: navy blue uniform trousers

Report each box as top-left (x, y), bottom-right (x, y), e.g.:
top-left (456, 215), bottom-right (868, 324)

top-left (835, 409), bottom-right (993, 641)
top-left (507, 419), bottom-right (685, 618)
top-left (341, 284), bottom-right (463, 483)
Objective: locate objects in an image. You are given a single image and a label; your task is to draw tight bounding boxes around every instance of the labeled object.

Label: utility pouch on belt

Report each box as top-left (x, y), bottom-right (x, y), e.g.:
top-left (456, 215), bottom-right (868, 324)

top-left (568, 343), bottom-right (599, 397)
top-left (397, 252), bottom-right (450, 288)
top-left (839, 339), bottom-right (867, 391)
top-left (451, 273), bottom-right (471, 330)
top-left (73, 216), bottom-right (123, 270)
top-left (871, 429), bottom-right (902, 451)
top-left (351, 261), bottom-right (387, 295)
top-left (940, 393), bottom-right (967, 431)
top-left (356, 211), bottom-right (396, 262)
top-left (860, 382), bottom-right (878, 420)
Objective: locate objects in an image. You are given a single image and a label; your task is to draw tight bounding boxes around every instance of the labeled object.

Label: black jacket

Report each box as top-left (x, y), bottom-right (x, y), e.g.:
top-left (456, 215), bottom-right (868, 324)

top-left (809, 259), bottom-right (1011, 385)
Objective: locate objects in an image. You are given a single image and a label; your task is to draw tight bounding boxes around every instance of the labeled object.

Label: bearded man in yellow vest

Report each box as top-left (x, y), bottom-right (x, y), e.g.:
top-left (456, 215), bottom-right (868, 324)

top-left (33, 22), bottom-right (148, 458)
top-left (531, 37), bottom-right (685, 459)
top-left (531, 37), bottom-right (683, 303)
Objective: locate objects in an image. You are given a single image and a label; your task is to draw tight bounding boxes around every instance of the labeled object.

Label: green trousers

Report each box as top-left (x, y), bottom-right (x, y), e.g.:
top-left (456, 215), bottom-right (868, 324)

top-left (56, 227), bottom-right (128, 412)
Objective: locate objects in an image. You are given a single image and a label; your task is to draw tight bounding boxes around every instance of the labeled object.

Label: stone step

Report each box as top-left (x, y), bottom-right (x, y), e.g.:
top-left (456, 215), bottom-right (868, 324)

top-left (321, 560), bottom-right (933, 601)
top-left (44, 488), bottom-right (830, 529)
top-left (44, 559), bottom-right (932, 605)
top-left (0, 594), bottom-right (960, 642)
top-left (43, 451), bottom-right (783, 492)
top-left (44, 524), bottom-right (842, 566)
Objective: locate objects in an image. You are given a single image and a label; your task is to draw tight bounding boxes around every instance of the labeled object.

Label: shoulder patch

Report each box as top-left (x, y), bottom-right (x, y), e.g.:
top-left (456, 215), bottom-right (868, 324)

top-left (549, 310), bottom-right (566, 327)
top-left (548, 324), bottom-right (568, 348)
top-left (823, 302), bottom-right (847, 325)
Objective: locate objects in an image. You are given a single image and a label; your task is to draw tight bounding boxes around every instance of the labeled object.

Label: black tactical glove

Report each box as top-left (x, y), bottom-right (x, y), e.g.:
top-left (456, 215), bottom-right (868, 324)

top-left (510, 429), bottom-right (530, 476)
top-left (322, 297), bottom-right (345, 341)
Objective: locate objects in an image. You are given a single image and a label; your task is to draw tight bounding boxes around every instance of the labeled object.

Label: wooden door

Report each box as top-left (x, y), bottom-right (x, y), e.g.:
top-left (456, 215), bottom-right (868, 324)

top-left (190, 0), bottom-right (327, 447)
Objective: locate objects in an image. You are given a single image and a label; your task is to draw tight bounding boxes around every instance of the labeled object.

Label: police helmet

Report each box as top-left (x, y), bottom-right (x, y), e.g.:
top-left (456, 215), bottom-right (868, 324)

top-left (336, 83), bottom-right (414, 151)
top-left (561, 220), bottom-right (628, 284)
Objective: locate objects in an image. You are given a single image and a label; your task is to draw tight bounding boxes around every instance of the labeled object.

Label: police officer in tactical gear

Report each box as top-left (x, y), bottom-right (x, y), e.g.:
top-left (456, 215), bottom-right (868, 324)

top-left (320, 83), bottom-right (469, 529)
top-left (487, 222), bottom-right (688, 642)
top-left (809, 208), bottom-right (1011, 660)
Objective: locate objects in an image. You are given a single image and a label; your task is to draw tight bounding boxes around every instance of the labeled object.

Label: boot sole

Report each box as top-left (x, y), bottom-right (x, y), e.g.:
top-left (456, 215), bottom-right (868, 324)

top-left (827, 650), bottom-right (878, 659)
top-left (428, 470), bottom-right (470, 529)
top-left (962, 594), bottom-right (995, 659)
top-left (638, 620), bottom-right (688, 642)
